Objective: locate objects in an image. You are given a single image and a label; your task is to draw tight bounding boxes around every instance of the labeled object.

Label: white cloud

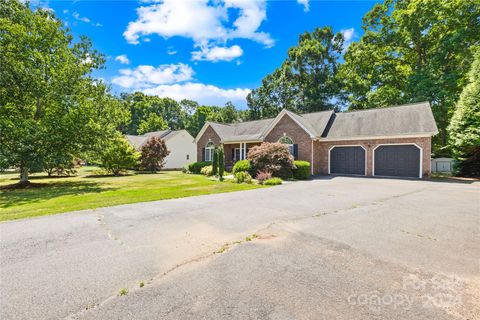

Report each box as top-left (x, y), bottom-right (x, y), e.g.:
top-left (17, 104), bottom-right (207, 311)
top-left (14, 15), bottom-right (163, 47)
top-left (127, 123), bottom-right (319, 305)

top-left (167, 47), bottom-right (177, 55)
top-left (297, 0), bottom-right (309, 12)
top-left (341, 28), bottom-right (356, 50)
top-left (72, 12), bottom-right (90, 23)
top-left (115, 54), bottom-right (130, 65)
top-left (192, 45), bottom-right (243, 62)
top-left (123, 0), bottom-right (273, 60)
top-left (142, 82), bottom-right (250, 107)
top-left (341, 28), bottom-right (355, 42)
top-left (71, 11), bottom-right (102, 27)
top-left (111, 63), bottom-right (194, 89)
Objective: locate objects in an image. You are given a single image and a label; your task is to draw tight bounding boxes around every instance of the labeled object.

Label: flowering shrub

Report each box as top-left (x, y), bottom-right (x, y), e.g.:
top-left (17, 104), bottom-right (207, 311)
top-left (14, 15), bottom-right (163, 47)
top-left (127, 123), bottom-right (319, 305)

top-left (201, 165), bottom-right (213, 176)
top-left (255, 170), bottom-right (272, 184)
top-left (247, 142), bottom-right (294, 179)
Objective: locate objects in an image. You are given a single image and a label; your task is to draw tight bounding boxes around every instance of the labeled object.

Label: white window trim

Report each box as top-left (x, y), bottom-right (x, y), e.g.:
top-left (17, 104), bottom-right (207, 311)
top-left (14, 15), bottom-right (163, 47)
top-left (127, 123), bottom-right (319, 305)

top-left (372, 143), bottom-right (423, 179)
top-left (328, 145), bottom-right (367, 177)
top-left (205, 142), bottom-right (215, 162)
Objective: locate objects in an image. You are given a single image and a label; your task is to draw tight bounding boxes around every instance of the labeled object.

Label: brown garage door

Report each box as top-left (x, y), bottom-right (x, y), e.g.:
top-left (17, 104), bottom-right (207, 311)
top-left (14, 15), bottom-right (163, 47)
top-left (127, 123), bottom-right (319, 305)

top-left (330, 146), bottom-right (365, 175)
top-left (374, 145), bottom-right (420, 178)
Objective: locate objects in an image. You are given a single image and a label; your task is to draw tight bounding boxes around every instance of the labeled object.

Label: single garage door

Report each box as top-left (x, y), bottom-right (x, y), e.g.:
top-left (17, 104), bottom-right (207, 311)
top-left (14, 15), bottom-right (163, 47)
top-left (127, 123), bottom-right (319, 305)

top-left (374, 145), bottom-right (420, 178)
top-left (330, 146), bottom-right (365, 175)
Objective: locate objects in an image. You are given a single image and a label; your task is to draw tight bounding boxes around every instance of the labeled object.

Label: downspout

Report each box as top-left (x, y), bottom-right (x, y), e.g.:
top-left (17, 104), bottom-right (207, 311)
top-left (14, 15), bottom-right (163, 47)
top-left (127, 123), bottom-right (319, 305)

top-left (311, 139), bottom-right (314, 175)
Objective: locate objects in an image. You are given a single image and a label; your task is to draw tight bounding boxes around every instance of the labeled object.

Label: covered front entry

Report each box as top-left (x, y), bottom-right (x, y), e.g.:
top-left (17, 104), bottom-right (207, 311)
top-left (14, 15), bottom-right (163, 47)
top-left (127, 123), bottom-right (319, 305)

top-left (329, 146), bottom-right (366, 176)
top-left (374, 144), bottom-right (421, 178)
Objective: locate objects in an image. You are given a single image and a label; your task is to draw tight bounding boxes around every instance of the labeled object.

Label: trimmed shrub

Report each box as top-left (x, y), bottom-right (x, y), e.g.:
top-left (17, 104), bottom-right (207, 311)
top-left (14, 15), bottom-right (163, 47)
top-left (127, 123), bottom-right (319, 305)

top-left (292, 161), bottom-right (311, 180)
top-left (232, 159), bottom-right (253, 175)
top-left (188, 161), bottom-right (211, 174)
top-left (201, 165), bottom-right (213, 176)
top-left (264, 177), bottom-right (283, 185)
top-left (255, 170), bottom-right (272, 184)
top-left (218, 147), bottom-right (225, 180)
top-left (234, 171), bottom-right (252, 184)
top-left (212, 148), bottom-right (218, 176)
top-left (247, 142), bottom-right (294, 179)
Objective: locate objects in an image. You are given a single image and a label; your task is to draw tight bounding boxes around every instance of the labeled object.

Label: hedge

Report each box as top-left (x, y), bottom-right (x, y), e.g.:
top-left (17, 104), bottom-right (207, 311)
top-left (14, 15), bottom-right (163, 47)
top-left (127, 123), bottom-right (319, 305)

top-left (292, 161), bottom-right (311, 180)
top-left (188, 161), bottom-right (211, 174)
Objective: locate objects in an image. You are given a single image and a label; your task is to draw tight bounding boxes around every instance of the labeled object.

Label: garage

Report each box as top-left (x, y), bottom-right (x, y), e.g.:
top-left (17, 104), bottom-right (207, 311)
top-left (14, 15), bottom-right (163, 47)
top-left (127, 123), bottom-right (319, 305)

top-left (329, 146), bottom-right (365, 175)
top-left (374, 145), bottom-right (421, 178)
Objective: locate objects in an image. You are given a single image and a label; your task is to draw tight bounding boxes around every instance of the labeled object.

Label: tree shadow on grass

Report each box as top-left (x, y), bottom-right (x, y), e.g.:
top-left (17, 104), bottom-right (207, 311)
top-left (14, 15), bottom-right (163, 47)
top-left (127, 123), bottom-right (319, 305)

top-left (0, 180), bottom-right (117, 209)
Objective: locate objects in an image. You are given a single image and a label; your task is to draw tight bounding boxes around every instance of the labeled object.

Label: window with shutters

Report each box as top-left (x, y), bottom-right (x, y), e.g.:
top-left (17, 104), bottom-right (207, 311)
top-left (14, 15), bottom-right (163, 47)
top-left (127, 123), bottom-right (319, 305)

top-left (278, 136), bottom-right (294, 155)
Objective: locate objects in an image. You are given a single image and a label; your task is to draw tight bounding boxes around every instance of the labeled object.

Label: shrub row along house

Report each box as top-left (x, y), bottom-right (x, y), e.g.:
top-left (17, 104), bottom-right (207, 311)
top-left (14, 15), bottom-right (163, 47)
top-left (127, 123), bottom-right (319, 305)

top-left (194, 102), bottom-right (438, 178)
top-left (126, 130), bottom-right (196, 169)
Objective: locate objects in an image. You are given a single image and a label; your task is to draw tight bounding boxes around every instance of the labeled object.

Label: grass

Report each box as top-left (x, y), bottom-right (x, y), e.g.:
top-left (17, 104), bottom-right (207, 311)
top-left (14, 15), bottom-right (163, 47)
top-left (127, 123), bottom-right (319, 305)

top-left (0, 166), bottom-right (263, 222)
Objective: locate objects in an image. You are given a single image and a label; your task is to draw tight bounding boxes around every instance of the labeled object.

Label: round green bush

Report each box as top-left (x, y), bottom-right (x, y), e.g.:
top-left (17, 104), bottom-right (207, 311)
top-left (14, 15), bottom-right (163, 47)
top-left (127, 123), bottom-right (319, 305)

top-left (264, 177), bottom-right (283, 185)
top-left (232, 160), bottom-right (254, 175)
top-left (292, 161), bottom-right (311, 180)
top-left (188, 161), bottom-right (211, 174)
top-left (234, 171), bottom-right (252, 184)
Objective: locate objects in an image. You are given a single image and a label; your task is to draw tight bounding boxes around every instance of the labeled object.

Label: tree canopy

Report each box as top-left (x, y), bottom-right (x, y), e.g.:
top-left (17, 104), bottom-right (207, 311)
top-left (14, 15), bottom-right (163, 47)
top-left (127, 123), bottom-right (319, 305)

top-left (339, 0), bottom-right (480, 148)
top-left (0, 0), bottom-right (128, 183)
top-left (247, 26), bottom-right (345, 119)
top-left (448, 48), bottom-right (480, 177)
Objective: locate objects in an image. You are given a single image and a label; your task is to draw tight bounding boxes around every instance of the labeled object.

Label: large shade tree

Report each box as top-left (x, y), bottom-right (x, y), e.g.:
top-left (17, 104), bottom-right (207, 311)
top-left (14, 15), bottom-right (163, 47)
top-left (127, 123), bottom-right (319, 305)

top-left (339, 0), bottom-right (480, 149)
top-left (448, 49), bottom-right (480, 177)
top-left (247, 26), bottom-right (345, 119)
top-left (0, 0), bottom-right (128, 184)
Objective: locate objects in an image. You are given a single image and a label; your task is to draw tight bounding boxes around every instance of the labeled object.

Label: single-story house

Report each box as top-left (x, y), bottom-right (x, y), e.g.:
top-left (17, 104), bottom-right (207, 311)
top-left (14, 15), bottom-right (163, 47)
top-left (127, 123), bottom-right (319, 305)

top-left (194, 102), bottom-right (438, 178)
top-left (126, 130), bottom-right (196, 169)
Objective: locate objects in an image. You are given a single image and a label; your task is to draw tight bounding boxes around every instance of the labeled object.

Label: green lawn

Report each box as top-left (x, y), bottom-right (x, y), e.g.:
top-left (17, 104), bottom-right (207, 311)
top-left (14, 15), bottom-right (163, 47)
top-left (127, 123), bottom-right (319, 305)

top-left (0, 167), bottom-right (263, 222)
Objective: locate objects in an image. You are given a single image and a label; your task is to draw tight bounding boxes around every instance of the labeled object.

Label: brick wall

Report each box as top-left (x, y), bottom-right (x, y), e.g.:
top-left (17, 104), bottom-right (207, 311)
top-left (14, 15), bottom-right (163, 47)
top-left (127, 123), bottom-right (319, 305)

top-left (313, 136), bottom-right (432, 177)
top-left (264, 115), bottom-right (312, 164)
top-left (196, 126), bottom-right (221, 162)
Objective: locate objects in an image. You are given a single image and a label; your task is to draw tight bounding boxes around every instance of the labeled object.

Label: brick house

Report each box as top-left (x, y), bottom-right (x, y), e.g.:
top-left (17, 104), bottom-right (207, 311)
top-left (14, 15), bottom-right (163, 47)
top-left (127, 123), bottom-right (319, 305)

top-left (194, 102), bottom-right (438, 178)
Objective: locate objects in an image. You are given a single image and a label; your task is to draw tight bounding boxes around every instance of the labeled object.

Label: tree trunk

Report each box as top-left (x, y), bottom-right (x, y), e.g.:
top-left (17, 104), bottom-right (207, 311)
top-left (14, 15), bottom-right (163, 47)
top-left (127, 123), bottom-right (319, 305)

top-left (19, 166), bottom-right (29, 185)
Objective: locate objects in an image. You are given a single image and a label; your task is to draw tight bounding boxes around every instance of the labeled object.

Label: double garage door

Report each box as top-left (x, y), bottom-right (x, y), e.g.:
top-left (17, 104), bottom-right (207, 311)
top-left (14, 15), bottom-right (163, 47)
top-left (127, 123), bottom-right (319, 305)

top-left (329, 145), bottom-right (421, 178)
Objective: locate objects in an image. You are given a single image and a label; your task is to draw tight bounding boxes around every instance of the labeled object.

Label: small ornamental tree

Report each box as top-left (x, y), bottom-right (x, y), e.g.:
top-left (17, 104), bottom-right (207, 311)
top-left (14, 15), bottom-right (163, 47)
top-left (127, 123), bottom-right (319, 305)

top-left (140, 136), bottom-right (171, 172)
top-left (218, 147), bottom-right (225, 181)
top-left (212, 147), bottom-right (218, 176)
top-left (247, 142), bottom-right (294, 179)
top-left (101, 137), bottom-right (139, 176)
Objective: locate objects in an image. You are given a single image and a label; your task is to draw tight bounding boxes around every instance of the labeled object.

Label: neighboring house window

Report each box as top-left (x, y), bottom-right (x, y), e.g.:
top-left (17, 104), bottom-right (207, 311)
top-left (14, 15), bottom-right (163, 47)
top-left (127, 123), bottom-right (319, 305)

top-left (278, 136), bottom-right (294, 155)
top-left (205, 142), bottom-right (215, 162)
top-left (186, 154), bottom-right (189, 160)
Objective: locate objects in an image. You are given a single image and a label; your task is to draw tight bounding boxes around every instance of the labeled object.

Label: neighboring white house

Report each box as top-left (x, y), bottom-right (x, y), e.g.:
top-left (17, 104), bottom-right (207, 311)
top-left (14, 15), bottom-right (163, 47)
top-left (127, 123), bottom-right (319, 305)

top-left (125, 130), bottom-right (196, 169)
top-left (431, 157), bottom-right (454, 173)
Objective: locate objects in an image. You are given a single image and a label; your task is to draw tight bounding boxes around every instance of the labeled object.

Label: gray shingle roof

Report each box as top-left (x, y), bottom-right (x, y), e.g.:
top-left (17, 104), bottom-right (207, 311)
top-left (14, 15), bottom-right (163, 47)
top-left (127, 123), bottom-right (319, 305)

top-left (324, 102), bottom-right (438, 139)
top-left (197, 102), bottom-right (437, 142)
top-left (125, 129), bottom-right (184, 150)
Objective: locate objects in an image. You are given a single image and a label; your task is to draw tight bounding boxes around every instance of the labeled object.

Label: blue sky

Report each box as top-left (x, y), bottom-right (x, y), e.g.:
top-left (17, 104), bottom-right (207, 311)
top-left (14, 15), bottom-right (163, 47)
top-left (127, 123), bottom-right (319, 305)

top-left (38, 0), bottom-right (380, 108)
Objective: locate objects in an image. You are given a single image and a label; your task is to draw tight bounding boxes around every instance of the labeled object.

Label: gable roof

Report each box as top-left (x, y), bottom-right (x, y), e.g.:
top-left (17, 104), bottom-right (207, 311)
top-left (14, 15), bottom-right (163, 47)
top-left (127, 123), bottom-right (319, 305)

top-left (195, 110), bottom-right (333, 143)
top-left (125, 130), bottom-right (189, 150)
top-left (323, 102), bottom-right (438, 140)
top-left (194, 102), bottom-right (438, 143)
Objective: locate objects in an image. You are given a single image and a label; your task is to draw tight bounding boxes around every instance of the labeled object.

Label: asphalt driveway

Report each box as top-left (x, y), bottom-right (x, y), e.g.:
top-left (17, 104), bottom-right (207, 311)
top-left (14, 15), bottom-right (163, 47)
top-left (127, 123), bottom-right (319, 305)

top-left (0, 177), bottom-right (479, 319)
